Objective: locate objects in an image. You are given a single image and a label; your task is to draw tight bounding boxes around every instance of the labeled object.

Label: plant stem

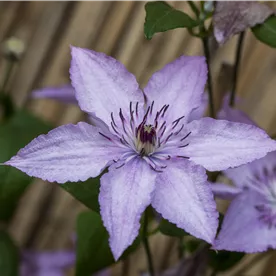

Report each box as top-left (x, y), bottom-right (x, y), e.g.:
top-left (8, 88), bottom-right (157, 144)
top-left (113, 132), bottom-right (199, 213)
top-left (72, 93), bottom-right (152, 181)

top-left (178, 236), bottom-right (184, 259)
top-left (1, 60), bottom-right (14, 92)
top-left (142, 210), bottom-right (155, 276)
top-left (202, 35), bottom-right (215, 118)
top-left (232, 252), bottom-right (271, 276)
top-left (188, 1), bottom-right (200, 18)
top-left (230, 32), bottom-right (245, 107)
top-left (188, 1), bottom-right (215, 118)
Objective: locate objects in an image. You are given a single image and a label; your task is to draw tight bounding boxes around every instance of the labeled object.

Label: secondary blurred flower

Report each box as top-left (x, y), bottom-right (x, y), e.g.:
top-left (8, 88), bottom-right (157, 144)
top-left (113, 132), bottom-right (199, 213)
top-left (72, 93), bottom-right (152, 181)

top-left (2, 36), bottom-right (25, 61)
top-left (213, 103), bottom-right (276, 252)
top-left (141, 246), bottom-right (207, 276)
top-left (20, 249), bottom-right (110, 276)
top-left (6, 47), bottom-right (276, 260)
top-left (213, 1), bottom-right (275, 44)
top-left (20, 250), bottom-right (75, 276)
top-left (32, 85), bottom-right (77, 104)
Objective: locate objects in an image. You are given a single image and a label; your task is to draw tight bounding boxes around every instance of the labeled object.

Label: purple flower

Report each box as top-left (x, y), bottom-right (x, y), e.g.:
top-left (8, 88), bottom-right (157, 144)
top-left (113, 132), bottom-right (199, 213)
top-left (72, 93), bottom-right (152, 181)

top-left (214, 104), bottom-right (276, 252)
top-left (214, 1), bottom-right (275, 44)
top-left (6, 47), bottom-right (276, 260)
top-left (32, 85), bottom-right (77, 104)
top-left (20, 250), bottom-right (75, 276)
top-left (31, 85), bottom-right (208, 122)
top-left (20, 249), bottom-right (110, 276)
top-left (214, 151), bottom-right (276, 252)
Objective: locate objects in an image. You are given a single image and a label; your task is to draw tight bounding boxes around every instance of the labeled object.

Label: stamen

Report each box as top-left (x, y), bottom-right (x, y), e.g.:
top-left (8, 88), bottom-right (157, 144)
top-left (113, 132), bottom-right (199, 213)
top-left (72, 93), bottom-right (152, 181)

top-left (181, 131), bottom-right (192, 141)
top-left (149, 163), bottom-right (163, 173)
top-left (177, 155), bottom-right (190, 159)
top-left (111, 122), bottom-right (120, 134)
top-left (159, 121), bottom-right (166, 132)
top-left (150, 101), bottom-right (154, 115)
top-left (142, 106), bottom-right (150, 124)
top-left (159, 126), bottom-right (167, 140)
top-left (111, 112), bottom-right (117, 127)
top-left (122, 135), bottom-right (130, 146)
top-left (162, 105), bottom-right (169, 117)
top-left (165, 133), bottom-right (173, 143)
top-left (154, 111), bottom-right (160, 124)
top-left (129, 102), bottom-right (133, 115)
top-left (119, 108), bottom-right (125, 122)
top-left (179, 143), bottom-right (189, 148)
top-left (129, 103), bottom-right (134, 124)
top-left (116, 163), bottom-right (125, 169)
top-left (174, 125), bottom-right (184, 135)
top-left (172, 115), bottom-right (185, 129)
top-left (136, 102), bottom-right (139, 116)
top-left (99, 132), bottom-right (112, 141)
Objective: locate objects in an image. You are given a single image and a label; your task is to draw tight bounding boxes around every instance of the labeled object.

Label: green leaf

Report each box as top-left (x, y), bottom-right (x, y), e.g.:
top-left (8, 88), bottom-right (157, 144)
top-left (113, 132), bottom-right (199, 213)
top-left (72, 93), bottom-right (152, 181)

top-left (76, 211), bottom-right (141, 276)
top-left (252, 15), bottom-right (276, 48)
top-left (144, 1), bottom-right (198, 39)
top-left (62, 177), bottom-right (100, 213)
top-left (209, 250), bottom-right (245, 272)
top-left (159, 218), bottom-right (187, 237)
top-left (0, 110), bottom-right (52, 221)
top-left (0, 230), bottom-right (19, 276)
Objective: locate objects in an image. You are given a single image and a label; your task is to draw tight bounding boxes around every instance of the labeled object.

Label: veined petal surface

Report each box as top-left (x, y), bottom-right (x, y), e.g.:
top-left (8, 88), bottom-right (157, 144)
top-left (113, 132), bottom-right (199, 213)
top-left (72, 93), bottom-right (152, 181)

top-left (99, 158), bottom-right (156, 260)
top-left (6, 122), bottom-right (123, 183)
top-left (151, 159), bottom-right (218, 244)
top-left (182, 118), bottom-right (276, 171)
top-left (144, 56), bottom-right (207, 123)
top-left (70, 46), bottom-right (144, 124)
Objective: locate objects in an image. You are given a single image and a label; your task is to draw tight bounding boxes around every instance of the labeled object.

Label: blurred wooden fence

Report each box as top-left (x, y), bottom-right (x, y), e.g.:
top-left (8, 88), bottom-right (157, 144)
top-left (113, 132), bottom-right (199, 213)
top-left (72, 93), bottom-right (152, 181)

top-left (0, 1), bottom-right (276, 275)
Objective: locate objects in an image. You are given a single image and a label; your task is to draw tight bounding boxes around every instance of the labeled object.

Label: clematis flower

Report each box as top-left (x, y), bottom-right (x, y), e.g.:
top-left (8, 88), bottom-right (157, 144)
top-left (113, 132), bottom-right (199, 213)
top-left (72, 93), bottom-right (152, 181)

top-left (213, 103), bottom-right (276, 252)
top-left (20, 250), bottom-right (75, 276)
top-left (5, 47), bottom-right (276, 260)
top-left (32, 84), bottom-right (77, 104)
top-left (31, 85), bottom-right (208, 122)
top-left (213, 1), bottom-right (275, 44)
top-left (20, 249), bottom-right (110, 276)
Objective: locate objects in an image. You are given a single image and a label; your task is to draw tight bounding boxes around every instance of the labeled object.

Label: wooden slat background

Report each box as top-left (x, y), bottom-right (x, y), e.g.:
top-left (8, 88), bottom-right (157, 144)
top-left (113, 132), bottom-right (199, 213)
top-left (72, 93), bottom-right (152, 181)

top-left (0, 1), bottom-right (276, 275)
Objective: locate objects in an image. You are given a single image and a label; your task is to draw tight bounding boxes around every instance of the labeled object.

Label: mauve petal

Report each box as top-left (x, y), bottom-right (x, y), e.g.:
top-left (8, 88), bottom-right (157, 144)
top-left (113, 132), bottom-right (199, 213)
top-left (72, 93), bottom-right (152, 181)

top-left (144, 56), bottom-right (207, 123)
top-left (36, 270), bottom-right (63, 276)
top-left (182, 117), bottom-right (276, 171)
top-left (32, 85), bottom-right (77, 104)
top-left (70, 46), bottom-right (144, 124)
top-left (6, 122), bottom-right (124, 183)
top-left (151, 159), bottom-right (218, 244)
top-left (32, 251), bottom-right (75, 268)
top-left (188, 93), bottom-right (208, 122)
top-left (211, 182), bottom-right (242, 200)
top-left (99, 158), bottom-right (156, 260)
top-left (217, 95), bottom-right (256, 126)
top-left (214, 191), bottom-right (276, 252)
top-left (225, 151), bottom-right (276, 188)
top-left (214, 1), bottom-right (274, 44)
top-left (94, 269), bottom-right (111, 276)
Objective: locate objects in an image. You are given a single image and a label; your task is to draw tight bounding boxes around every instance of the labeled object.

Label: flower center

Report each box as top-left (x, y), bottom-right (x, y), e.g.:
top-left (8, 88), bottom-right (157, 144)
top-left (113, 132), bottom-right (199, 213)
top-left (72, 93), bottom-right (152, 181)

top-left (136, 124), bottom-right (156, 156)
top-left (248, 166), bottom-right (276, 228)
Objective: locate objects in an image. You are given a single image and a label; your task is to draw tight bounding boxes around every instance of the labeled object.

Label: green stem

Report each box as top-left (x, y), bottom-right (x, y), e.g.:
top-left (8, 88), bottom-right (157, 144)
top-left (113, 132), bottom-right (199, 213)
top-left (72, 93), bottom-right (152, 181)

top-left (230, 32), bottom-right (245, 107)
top-left (188, 0), bottom-right (215, 117)
top-left (178, 236), bottom-right (184, 259)
top-left (187, 1), bottom-right (200, 18)
top-left (201, 35), bottom-right (215, 118)
top-left (1, 60), bottom-right (14, 92)
top-left (142, 210), bottom-right (155, 276)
